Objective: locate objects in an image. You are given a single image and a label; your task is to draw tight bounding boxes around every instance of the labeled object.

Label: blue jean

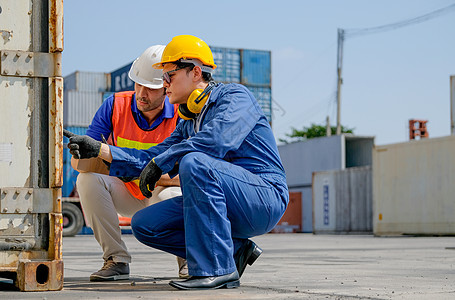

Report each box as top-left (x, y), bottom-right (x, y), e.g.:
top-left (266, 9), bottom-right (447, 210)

top-left (131, 152), bottom-right (288, 276)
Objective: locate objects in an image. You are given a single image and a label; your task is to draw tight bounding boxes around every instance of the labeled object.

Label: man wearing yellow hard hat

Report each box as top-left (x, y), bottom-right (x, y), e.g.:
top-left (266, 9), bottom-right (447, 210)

top-left (66, 35), bottom-right (289, 290)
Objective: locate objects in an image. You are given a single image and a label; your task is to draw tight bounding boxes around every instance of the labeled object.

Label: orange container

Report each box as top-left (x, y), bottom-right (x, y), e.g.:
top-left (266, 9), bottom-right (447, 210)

top-left (271, 192), bottom-right (302, 233)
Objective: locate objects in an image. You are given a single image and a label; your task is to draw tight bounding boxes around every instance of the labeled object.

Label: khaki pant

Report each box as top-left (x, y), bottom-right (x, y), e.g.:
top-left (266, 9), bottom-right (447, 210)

top-left (76, 172), bottom-right (181, 264)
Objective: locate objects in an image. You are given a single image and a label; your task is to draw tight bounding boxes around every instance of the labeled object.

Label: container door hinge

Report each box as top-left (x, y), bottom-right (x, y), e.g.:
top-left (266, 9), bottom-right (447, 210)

top-left (0, 50), bottom-right (62, 78)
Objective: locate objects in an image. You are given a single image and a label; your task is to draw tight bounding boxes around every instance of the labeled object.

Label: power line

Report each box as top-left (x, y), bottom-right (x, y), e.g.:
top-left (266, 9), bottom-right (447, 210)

top-left (335, 3), bottom-right (455, 135)
top-left (345, 3), bottom-right (455, 38)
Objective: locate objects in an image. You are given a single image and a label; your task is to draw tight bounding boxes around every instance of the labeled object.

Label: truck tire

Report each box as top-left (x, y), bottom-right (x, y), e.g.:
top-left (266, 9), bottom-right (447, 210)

top-left (62, 202), bottom-right (84, 237)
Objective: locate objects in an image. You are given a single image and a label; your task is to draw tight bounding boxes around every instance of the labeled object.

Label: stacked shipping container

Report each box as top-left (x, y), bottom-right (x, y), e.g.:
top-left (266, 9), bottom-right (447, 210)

top-left (63, 71), bottom-right (110, 197)
top-left (109, 46), bottom-right (273, 122)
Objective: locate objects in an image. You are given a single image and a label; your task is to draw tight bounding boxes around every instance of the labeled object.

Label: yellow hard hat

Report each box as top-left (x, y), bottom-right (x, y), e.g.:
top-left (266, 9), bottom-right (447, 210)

top-left (153, 35), bottom-right (217, 70)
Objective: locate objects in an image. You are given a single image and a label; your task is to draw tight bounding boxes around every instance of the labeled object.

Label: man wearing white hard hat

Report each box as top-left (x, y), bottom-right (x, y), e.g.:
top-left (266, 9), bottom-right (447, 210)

top-left (74, 45), bottom-right (186, 281)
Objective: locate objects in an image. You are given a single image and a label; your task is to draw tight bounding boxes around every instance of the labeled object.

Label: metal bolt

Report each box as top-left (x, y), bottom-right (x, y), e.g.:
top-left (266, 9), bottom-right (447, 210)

top-left (3, 69), bottom-right (8, 75)
top-left (3, 208), bottom-right (7, 212)
top-left (20, 230), bottom-right (25, 234)
top-left (15, 53), bottom-right (21, 58)
top-left (27, 208), bottom-right (32, 213)
top-left (15, 208), bottom-right (20, 213)
top-left (3, 52), bottom-right (8, 57)
top-left (28, 71), bottom-right (33, 76)
top-left (28, 53), bottom-right (33, 59)
top-left (15, 70), bottom-right (21, 76)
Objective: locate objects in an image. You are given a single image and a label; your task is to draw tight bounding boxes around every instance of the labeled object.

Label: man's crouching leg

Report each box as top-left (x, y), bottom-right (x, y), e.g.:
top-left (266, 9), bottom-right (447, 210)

top-left (77, 172), bottom-right (146, 281)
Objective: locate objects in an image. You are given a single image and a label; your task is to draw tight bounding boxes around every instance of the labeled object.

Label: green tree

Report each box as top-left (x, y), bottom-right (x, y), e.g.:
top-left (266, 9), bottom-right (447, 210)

top-left (279, 123), bottom-right (354, 144)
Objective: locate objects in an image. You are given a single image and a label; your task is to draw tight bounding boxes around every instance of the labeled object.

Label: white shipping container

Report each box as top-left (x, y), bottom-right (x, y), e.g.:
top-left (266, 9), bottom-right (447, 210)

top-left (373, 136), bottom-right (455, 235)
top-left (278, 135), bottom-right (374, 232)
top-left (313, 166), bottom-right (372, 234)
top-left (64, 71), bottom-right (110, 92)
top-left (63, 90), bottom-right (103, 127)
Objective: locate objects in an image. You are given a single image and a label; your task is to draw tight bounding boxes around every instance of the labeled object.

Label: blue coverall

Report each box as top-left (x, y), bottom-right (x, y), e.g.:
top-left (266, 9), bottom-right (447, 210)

top-left (108, 83), bottom-right (289, 276)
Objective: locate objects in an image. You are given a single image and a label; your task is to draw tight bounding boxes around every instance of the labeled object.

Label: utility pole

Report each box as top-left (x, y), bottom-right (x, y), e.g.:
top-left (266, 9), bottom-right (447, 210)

top-left (326, 115), bottom-right (331, 136)
top-left (451, 75), bottom-right (455, 135)
top-left (334, 4), bottom-right (455, 137)
top-left (336, 28), bottom-right (344, 135)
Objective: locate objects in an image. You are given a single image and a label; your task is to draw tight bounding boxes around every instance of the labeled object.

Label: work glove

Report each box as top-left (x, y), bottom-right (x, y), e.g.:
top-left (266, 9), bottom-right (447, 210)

top-left (64, 129), bottom-right (102, 159)
top-left (118, 176), bottom-right (137, 183)
top-left (139, 158), bottom-right (162, 198)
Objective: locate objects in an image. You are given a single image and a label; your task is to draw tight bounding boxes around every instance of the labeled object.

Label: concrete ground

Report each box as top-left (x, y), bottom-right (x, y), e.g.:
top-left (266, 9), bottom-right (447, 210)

top-left (1, 233), bottom-right (455, 299)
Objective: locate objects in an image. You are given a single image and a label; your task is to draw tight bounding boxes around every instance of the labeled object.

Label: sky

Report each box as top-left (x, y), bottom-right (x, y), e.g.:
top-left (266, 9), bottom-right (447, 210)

top-left (63, 0), bottom-right (455, 146)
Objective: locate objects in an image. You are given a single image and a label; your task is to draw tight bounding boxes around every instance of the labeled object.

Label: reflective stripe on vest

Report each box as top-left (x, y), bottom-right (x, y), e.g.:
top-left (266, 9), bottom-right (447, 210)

top-left (112, 91), bottom-right (179, 200)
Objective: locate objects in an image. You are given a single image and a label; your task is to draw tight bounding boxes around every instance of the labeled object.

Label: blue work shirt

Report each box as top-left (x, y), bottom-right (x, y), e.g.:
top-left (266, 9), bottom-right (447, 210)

top-left (86, 93), bottom-right (176, 141)
top-left (109, 83), bottom-right (286, 183)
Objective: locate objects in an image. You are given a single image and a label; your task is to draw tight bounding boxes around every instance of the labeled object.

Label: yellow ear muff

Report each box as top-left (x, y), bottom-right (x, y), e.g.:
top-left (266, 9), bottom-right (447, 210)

top-left (177, 81), bottom-right (216, 120)
top-left (187, 89), bottom-right (208, 114)
top-left (178, 104), bottom-right (196, 120)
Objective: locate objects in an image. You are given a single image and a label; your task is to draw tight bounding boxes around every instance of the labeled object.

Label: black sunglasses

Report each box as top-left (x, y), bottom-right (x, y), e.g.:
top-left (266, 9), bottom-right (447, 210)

top-left (162, 67), bottom-right (185, 84)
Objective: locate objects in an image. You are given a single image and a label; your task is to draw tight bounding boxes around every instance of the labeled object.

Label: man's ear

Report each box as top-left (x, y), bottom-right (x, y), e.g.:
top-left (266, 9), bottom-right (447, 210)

top-left (192, 65), bottom-right (203, 82)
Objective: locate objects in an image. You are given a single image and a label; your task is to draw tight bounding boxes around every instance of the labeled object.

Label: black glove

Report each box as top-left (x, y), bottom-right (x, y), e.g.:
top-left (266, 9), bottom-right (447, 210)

top-left (118, 176), bottom-right (137, 183)
top-left (64, 129), bottom-right (101, 159)
top-left (139, 159), bottom-right (162, 198)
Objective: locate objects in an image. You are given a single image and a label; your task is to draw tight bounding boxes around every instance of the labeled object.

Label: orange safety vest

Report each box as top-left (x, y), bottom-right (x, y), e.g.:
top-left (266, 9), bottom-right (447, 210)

top-left (111, 91), bottom-right (179, 200)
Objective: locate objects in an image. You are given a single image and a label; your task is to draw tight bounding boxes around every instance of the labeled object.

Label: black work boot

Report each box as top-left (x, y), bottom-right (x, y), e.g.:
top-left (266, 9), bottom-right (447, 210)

top-left (234, 239), bottom-right (263, 277)
top-left (90, 257), bottom-right (129, 281)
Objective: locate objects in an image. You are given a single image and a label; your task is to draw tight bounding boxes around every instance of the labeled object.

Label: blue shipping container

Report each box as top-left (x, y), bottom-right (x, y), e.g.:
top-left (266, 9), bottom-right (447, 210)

top-left (241, 49), bottom-right (271, 86)
top-left (245, 85), bottom-right (272, 123)
top-left (108, 47), bottom-right (271, 88)
top-left (110, 63), bottom-right (134, 92)
top-left (108, 46), bottom-right (272, 123)
top-left (211, 47), bottom-right (241, 83)
top-left (63, 126), bottom-right (88, 197)
top-left (103, 92), bottom-right (114, 102)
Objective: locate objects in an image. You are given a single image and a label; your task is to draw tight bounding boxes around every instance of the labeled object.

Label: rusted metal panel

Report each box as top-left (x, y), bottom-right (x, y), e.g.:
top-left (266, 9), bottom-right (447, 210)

top-left (49, 0), bottom-right (63, 53)
top-left (16, 260), bottom-right (63, 291)
top-left (0, 77), bottom-right (32, 187)
top-left (0, 250), bottom-right (48, 270)
top-left (373, 136), bottom-right (455, 235)
top-left (0, 50), bottom-right (61, 77)
top-left (49, 77), bottom-right (64, 188)
top-left (50, 212), bottom-right (62, 260)
top-left (0, 0), bottom-right (64, 291)
top-left (0, 188), bottom-right (34, 213)
top-left (0, 0), bottom-right (32, 51)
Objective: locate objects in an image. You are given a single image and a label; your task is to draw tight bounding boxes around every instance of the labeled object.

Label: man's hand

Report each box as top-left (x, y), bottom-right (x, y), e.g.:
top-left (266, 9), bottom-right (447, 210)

top-left (139, 159), bottom-right (163, 198)
top-left (64, 129), bottom-right (102, 159)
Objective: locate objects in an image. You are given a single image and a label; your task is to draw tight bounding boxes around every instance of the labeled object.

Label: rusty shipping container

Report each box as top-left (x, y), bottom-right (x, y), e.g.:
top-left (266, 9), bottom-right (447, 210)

top-left (0, 0), bottom-right (64, 291)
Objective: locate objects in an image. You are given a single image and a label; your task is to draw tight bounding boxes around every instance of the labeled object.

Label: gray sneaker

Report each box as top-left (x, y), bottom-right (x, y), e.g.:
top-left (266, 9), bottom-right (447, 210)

top-left (90, 257), bottom-right (130, 281)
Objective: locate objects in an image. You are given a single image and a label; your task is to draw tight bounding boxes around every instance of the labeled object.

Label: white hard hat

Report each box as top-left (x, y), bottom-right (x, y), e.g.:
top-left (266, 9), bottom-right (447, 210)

top-left (128, 45), bottom-right (165, 89)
